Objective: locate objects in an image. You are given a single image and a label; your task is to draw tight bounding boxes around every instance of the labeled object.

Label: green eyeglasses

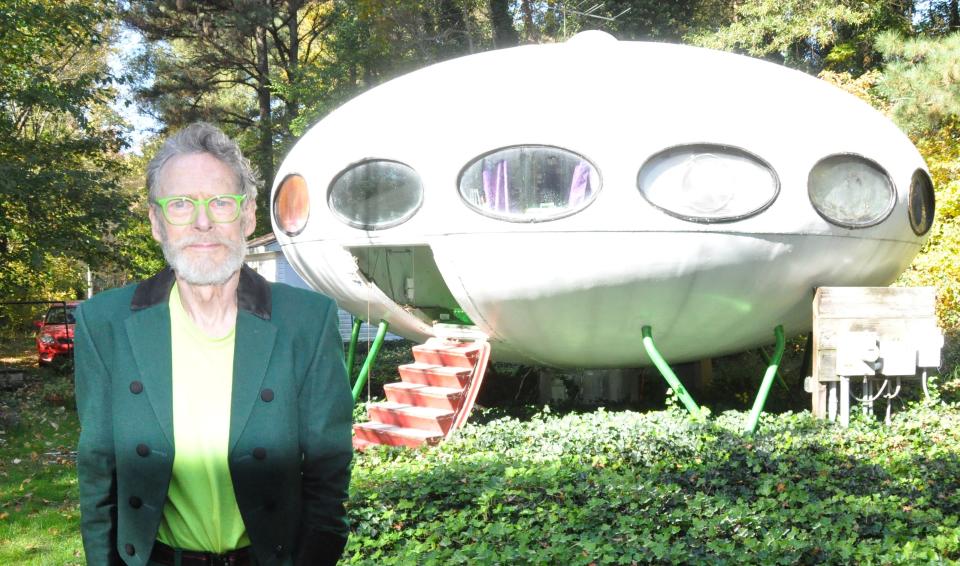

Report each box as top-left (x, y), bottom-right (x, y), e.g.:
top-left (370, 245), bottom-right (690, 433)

top-left (154, 194), bottom-right (247, 225)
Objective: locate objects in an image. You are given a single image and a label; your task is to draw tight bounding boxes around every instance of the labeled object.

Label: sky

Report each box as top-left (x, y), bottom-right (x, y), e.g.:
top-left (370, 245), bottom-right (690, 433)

top-left (109, 27), bottom-right (159, 154)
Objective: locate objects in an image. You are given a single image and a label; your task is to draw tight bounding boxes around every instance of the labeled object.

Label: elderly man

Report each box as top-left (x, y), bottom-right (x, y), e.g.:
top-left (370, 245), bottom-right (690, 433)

top-left (74, 122), bottom-right (353, 566)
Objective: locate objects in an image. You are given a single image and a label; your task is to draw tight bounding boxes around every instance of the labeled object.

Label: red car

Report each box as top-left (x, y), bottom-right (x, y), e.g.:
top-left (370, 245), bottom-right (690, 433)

top-left (35, 301), bottom-right (80, 366)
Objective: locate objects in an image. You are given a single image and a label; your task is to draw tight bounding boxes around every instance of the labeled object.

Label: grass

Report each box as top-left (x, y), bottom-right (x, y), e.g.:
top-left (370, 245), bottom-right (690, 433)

top-left (0, 335), bottom-right (83, 565)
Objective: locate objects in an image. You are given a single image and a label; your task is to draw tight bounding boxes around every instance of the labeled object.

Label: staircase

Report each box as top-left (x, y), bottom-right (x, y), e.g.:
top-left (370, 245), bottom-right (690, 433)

top-left (353, 333), bottom-right (491, 449)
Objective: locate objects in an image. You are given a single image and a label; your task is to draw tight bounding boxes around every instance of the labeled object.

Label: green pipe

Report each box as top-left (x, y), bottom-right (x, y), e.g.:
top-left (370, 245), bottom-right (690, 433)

top-left (745, 325), bottom-right (786, 434)
top-left (352, 320), bottom-right (390, 402)
top-left (641, 326), bottom-right (702, 417)
top-left (345, 317), bottom-right (363, 380)
top-left (759, 347), bottom-right (790, 392)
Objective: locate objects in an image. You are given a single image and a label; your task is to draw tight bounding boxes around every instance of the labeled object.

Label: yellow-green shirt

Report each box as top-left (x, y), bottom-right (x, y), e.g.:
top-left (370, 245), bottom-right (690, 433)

top-left (156, 283), bottom-right (250, 552)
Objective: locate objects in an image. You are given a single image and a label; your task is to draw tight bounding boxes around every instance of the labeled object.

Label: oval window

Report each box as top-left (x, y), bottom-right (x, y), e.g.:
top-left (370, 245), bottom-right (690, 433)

top-left (808, 155), bottom-right (894, 228)
top-left (328, 160), bottom-right (423, 230)
top-left (638, 144), bottom-right (779, 222)
top-left (909, 169), bottom-right (935, 236)
top-left (273, 174), bottom-right (310, 236)
top-left (458, 146), bottom-right (600, 222)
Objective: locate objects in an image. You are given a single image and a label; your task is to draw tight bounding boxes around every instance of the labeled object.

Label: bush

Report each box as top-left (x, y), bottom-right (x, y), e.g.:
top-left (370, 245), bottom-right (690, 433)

top-left (345, 403), bottom-right (960, 564)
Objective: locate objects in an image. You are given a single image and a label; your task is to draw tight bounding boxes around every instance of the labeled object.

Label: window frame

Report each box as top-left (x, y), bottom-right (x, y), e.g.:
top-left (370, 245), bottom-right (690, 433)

top-left (273, 173), bottom-right (311, 237)
top-left (456, 144), bottom-right (603, 223)
top-left (807, 153), bottom-right (896, 230)
top-left (327, 158), bottom-right (425, 231)
top-left (637, 143), bottom-right (781, 224)
top-left (908, 168), bottom-right (935, 236)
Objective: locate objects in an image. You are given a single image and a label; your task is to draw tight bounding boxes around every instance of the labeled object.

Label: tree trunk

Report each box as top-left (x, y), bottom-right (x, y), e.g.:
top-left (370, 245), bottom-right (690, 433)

top-left (520, 0), bottom-right (537, 43)
top-left (489, 0), bottom-right (518, 48)
top-left (287, 0), bottom-right (300, 123)
top-left (461, 0), bottom-right (475, 53)
top-left (950, 0), bottom-right (959, 31)
top-left (256, 23), bottom-right (274, 199)
top-left (439, 0), bottom-right (467, 55)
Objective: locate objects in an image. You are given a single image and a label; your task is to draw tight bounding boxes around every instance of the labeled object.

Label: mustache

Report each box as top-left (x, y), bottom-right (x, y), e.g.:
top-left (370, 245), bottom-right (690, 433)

top-left (170, 234), bottom-right (236, 250)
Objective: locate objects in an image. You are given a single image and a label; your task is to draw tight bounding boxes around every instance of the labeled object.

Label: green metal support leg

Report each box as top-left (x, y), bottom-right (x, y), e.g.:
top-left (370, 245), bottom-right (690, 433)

top-left (641, 326), bottom-right (702, 418)
top-left (352, 321), bottom-right (390, 403)
top-left (345, 317), bottom-right (363, 380)
top-left (745, 325), bottom-right (786, 434)
top-left (759, 347), bottom-right (790, 392)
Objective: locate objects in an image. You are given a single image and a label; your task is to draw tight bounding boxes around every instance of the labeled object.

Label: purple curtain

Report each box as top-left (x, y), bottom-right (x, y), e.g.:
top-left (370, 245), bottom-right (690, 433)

top-left (568, 161), bottom-right (592, 205)
top-left (482, 160), bottom-right (510, 212)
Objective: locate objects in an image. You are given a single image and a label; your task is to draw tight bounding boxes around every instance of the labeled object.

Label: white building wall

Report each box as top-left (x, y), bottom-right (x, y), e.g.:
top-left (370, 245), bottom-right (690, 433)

top-left (247, 239), bottom-right (402, 343)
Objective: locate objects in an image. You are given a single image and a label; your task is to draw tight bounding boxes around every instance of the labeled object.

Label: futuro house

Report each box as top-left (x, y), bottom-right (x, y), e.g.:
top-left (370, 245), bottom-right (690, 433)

top-left (270, 31), bottom-right (935, 368)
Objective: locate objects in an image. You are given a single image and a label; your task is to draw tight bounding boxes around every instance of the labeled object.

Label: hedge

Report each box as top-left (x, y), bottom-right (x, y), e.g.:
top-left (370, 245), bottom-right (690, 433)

top-left (345, 403), bottom-right (960, 564)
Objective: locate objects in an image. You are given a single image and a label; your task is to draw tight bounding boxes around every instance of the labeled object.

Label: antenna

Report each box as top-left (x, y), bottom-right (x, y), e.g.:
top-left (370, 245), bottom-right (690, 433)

top-left (561, 1), bottom-right (631, 38)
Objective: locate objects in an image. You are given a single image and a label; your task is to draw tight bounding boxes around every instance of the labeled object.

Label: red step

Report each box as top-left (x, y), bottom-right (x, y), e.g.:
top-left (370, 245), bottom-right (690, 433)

top-left (412, 339), bottom-right (482, 368)
top-left (384, 382), bottom-right (464, 411)
top-left (367, 402), bottom-right (455, 434)
top-left (398, 362), bottom-right (472, 388)
top-left (352, 436), bottom-right (378, 451)
top-left (353, 333), bottom-right (490, 450)
top-left (353, 422), bottom-right (443, 448)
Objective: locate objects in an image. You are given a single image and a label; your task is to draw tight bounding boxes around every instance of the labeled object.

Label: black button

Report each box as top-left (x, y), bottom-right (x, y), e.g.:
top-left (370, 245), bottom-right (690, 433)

top-left (260, 389), bottom-right (275, 402)
top-left (136, 444), bottom-right (150, 457)
top-left (129, 496), bottom-right (142, 509)
top-left (125, 543), bottom-right (135, 556)
top-left (129, 381), bottom-right (143, 394)
top-left (253, 447), bottom-right (267, 460)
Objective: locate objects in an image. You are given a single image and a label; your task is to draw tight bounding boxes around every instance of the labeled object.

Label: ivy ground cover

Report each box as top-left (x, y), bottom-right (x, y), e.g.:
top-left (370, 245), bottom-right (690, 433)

top-left (345, 405), bottom-right (960, 565)
top-left (2, 352), bottom-right (959, 564)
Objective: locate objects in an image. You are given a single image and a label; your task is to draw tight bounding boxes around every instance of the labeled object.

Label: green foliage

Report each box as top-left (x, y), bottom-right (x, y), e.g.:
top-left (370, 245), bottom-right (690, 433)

top-left (875, 31), bottom-right (960, 135)
top-left (124, 0), bottom-right (338, 229)
top-left (560, 0), bottom-right (731, 43)
top-left (283, 2), bottom-right (394, 139)
top-left (897, 122), bottom-right (960, 333)
top-left (2, 339), bottom-right (960, 564)
top-left (288, 0), bottom-right (494, 138)
top-left (0, 0), bottom-right (133, 302)
top-left (913, 0), bottom-right (960, 36)
top-left (347, 404), bottom-right (960, 563)
top-left (689, 0), bottom-right (912, 74)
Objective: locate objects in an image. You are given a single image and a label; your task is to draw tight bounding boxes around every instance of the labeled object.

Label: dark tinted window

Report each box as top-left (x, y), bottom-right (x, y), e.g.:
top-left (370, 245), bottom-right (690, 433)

top-left (909, 169), bottom-right (935, 236)
top-left (328, 160), bottom-right (423, 230)
top-left (46, 306), bottom-right (75, 325)
top-left (808, 154), bottom-right (894, 228)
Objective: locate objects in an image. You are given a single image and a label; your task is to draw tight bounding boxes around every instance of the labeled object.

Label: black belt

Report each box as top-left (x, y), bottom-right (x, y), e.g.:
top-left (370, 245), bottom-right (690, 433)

top-left (150, 540), bottom-right (254, 566)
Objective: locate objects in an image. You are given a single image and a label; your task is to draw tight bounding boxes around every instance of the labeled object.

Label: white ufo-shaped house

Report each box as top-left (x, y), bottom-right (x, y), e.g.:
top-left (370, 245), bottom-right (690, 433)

top-left (270, 31), bottom-right (934, 368)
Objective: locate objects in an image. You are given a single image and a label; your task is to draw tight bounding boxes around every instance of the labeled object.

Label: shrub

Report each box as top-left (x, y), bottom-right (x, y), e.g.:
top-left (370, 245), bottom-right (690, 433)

top-left (345, 403), bottom-right (960, 564)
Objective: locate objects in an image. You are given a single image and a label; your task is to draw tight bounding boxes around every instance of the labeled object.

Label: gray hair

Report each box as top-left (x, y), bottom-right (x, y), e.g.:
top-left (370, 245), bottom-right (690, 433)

top-left (146, 122), bottom-right (260, 203)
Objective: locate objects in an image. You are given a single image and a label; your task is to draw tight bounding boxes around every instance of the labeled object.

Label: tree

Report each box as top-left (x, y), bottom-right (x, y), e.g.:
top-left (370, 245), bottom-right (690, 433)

top-left (125, 0), bottom-right (339, 230)
top-left (914, 0), bottom-right (960, 35)
top-left (489, 0), bottom-right (518, 47)
top-left (874, 31), bottom-right (960, 134)
top-left (688, 0), bottom-right (913, 74)
top-left (0, 0), bottom-right (132, 302)
top-left (867, 32), bottom-right (960, 331)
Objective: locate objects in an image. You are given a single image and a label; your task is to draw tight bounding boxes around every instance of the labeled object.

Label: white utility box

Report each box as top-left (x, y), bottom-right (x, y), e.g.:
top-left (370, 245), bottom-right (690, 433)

top-left (809, 287), bottom-right (942, 426)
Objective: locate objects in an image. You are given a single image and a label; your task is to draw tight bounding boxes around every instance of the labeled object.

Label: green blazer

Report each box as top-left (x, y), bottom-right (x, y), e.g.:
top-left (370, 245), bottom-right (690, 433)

top-left (74, 266), bottom-right (353, 566)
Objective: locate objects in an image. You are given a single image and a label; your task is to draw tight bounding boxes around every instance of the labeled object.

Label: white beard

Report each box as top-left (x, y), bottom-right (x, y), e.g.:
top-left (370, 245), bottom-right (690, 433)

top-left (160, 230), bottom-right (247, 286)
